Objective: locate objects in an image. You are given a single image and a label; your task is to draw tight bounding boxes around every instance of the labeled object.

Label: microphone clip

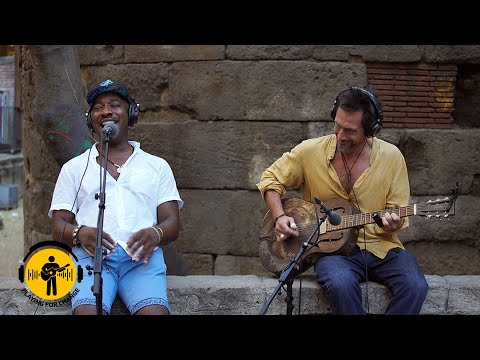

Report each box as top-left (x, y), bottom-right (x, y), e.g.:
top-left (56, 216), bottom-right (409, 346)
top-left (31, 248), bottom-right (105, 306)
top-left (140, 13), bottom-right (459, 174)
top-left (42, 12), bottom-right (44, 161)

top-left (314, 197), bottom-right (342, 226)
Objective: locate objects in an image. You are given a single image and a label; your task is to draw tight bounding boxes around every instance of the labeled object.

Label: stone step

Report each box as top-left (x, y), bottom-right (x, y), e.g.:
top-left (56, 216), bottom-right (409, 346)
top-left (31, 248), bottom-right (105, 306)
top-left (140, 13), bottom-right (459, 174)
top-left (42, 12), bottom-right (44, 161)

top-left (1, 275), bottom-right (479, 315)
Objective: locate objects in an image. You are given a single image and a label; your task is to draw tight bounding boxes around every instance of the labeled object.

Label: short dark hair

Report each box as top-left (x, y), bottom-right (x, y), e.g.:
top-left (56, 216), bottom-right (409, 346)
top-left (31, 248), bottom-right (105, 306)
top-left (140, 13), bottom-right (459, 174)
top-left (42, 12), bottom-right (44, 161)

top-left (331, 87), bottom-right (383, 137)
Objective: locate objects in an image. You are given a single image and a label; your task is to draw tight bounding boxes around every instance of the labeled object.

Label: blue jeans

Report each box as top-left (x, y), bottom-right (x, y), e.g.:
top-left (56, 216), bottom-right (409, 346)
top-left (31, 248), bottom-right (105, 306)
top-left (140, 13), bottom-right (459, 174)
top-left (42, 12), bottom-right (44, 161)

top-left (314, 246), bottom-right (428, 315)
top-left (71, 245), bottom-right (170, 315)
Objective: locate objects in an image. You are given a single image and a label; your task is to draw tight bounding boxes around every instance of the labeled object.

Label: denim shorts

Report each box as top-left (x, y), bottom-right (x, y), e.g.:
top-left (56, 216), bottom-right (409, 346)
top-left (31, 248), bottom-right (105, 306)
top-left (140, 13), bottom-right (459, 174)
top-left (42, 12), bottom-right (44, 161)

top-left (71, 244), bottom-right (170, 315)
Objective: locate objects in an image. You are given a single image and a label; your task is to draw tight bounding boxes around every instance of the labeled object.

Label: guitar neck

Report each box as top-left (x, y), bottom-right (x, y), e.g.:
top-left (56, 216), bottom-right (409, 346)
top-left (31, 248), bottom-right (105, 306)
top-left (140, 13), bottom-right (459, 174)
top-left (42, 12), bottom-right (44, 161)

top-left (328, 205), bottom-right (415, 231)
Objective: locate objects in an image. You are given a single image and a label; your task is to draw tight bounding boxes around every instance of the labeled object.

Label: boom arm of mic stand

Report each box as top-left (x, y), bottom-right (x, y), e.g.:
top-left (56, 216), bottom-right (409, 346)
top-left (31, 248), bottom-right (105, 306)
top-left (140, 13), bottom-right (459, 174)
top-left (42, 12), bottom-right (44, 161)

top-left (258, 213), bottom-right (328, 315)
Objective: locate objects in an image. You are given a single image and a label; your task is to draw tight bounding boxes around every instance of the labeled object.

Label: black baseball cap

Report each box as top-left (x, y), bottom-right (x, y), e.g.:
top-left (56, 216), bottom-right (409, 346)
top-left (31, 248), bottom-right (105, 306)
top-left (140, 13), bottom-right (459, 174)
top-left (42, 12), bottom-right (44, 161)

top-left (86, 79), bottom-right (134, 107)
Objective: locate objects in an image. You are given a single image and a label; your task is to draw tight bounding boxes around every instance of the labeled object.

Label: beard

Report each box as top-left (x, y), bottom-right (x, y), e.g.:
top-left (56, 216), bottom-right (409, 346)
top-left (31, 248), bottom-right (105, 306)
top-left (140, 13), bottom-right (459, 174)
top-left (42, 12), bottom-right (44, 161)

top-left (337, 139), bottom-right (355, 153)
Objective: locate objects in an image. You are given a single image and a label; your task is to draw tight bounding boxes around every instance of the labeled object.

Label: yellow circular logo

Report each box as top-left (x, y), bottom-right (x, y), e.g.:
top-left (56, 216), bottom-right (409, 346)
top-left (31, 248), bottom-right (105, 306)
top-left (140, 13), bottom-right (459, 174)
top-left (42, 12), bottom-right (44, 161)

top-left (24, 246), bottom-right (77, 301)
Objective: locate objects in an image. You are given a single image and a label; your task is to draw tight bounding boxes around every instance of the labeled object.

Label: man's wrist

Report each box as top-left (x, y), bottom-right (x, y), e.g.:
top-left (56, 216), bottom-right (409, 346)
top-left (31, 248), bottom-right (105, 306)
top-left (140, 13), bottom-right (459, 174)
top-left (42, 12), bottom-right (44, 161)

top-left (150, 226), bottom-right (164, 246)
top-left (72, 225), bottom-right (84, 246)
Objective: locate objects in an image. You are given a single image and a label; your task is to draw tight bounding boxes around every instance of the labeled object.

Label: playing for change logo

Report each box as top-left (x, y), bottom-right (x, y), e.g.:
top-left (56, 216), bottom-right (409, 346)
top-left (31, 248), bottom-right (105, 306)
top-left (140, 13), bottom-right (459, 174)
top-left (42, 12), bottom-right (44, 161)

top-left (19, 241), bottom-right (82, 304)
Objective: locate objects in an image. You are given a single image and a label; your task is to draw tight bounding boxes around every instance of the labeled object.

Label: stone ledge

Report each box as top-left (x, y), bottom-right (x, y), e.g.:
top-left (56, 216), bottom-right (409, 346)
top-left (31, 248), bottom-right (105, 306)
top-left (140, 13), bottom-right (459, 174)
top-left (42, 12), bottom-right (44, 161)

top-left (1, 275), bottom-right (479, 315)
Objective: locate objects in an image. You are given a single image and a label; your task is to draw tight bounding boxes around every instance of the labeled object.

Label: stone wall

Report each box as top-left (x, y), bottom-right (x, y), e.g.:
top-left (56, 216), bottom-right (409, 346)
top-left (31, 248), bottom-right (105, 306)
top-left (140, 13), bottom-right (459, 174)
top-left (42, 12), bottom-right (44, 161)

top-left (17, 45), bottom-right (480, 276)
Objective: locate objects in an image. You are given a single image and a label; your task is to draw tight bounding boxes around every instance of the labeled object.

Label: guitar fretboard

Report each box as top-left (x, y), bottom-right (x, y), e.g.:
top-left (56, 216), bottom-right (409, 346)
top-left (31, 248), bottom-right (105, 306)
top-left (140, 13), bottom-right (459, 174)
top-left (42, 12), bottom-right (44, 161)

top-left (327, 205), bottom-right (415, 231)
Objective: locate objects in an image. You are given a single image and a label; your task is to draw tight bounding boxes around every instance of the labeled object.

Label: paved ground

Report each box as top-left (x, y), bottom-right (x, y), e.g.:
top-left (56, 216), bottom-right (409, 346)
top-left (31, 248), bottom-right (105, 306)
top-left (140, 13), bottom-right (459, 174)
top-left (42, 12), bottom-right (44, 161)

top-left (0, 198), bottom-right (23, 277)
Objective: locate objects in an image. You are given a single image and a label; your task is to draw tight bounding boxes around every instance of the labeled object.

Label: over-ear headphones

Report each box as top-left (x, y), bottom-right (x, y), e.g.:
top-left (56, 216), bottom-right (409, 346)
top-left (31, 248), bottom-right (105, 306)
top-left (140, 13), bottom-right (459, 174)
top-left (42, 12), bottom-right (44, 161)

top-left (85, 96), bottom-right (140, 132)
top-left (330, 86), bottom-right (383, 137)
top-left (18, 240), bottom-right (83, 284)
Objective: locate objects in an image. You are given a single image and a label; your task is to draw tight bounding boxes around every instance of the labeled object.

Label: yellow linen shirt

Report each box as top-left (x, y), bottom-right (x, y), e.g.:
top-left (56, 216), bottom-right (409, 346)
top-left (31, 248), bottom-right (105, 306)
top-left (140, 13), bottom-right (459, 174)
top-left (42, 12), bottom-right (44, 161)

top-left (256, 134), bottom-right (410, 259)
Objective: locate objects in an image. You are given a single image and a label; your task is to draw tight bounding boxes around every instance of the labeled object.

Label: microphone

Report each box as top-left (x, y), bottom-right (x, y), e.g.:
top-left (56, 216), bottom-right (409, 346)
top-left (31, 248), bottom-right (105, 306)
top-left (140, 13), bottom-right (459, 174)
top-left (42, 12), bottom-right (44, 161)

top-left (314, 198), bottom-right (342, 225)
top-left (101, 122), bottom-right (118, 139)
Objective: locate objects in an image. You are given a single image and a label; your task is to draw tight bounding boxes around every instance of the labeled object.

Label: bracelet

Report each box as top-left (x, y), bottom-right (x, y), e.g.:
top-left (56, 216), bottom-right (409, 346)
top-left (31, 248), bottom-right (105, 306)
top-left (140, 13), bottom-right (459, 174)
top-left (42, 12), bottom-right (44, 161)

top-left (150, 226), bottom-right (164, 246)
top-left (72, 225), bottom-right (85, 246)
top-left (273, 213), bottom-right (286, 226)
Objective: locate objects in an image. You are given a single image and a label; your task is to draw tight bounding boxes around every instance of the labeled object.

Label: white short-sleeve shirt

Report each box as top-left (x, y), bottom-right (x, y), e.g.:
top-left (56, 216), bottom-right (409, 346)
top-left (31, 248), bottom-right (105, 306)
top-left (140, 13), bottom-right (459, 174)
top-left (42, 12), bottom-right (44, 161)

top-left (49, 141), bottom-right (183, 251)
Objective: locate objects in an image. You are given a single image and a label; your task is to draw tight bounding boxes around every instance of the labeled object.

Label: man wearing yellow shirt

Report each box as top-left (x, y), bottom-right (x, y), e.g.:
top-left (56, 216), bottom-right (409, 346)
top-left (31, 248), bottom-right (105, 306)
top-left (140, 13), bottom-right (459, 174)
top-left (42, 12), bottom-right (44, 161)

top-left (257, 86), bottom-right (428, 315)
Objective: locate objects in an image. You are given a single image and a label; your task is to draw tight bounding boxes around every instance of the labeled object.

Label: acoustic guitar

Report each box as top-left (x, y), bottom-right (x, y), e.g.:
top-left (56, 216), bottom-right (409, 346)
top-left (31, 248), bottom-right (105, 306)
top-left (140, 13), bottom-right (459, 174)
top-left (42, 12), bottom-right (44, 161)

top-left (259, 193), bottom-right (457, 276)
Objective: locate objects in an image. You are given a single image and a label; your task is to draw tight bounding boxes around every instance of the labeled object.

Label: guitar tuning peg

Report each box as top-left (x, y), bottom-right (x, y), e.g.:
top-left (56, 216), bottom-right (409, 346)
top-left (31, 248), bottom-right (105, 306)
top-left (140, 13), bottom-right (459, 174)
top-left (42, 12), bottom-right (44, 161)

top-left (426, 215), bottom-right (432, 219)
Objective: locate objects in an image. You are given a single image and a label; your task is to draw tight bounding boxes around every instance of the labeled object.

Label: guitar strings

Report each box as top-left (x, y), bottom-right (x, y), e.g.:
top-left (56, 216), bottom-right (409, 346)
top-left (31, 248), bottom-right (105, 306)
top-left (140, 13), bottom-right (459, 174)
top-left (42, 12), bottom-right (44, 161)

top-left (288, 205), bottom-right (414, 234)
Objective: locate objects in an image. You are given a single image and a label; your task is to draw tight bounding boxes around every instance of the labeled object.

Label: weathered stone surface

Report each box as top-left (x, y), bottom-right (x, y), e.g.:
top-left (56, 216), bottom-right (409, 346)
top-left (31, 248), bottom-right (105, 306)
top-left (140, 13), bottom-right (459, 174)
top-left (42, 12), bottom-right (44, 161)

top-left (226, 45), bottom-right (313, 60)
top-left (0, 278), bottom-right (70, 315)
top-left (168, 275), bottom-right (266, 315)
top-left (2, 275), bottom-right (479, 315)
top-left (419, 275), bottom-right (449, 315)
top-left (77, 45), bottom-right (124, 66)
top-left (22, 122), bottom-right (60, 182)
top-left (169, 61), bottom-right (366, 120)
top-left (456, 66), bottom-right (480, 128)
top-left (313, 45), bottom-right (422, 62)
top-left (312, 45), bottom-right (356, 61)
top-left (444, 275), bottom-right (480, 314)
top-left (182, 253), bottom-right (214, 275)
top-left (176, 190), bottom-right (266, 256)
top-left (215, 255), bottom-right (274, 276)
top-left (28, 45), bottom-right (92, 167)
top-left (424, 45), bottom-right (480, 64)
top-left (402, 195), bottom-right (476, 244)
top-left (134, 121), bottom-right (306, 190)
top-left (260, 275), bottom-right (332, 315)
top-left (406, 241), bottom-right (480, 275)
top-left (371, 129), bottom-right (480, 196)
top-left (125, 45), bottom-right (225, 62)
top-left (21, 45), bottom-right (94, 256)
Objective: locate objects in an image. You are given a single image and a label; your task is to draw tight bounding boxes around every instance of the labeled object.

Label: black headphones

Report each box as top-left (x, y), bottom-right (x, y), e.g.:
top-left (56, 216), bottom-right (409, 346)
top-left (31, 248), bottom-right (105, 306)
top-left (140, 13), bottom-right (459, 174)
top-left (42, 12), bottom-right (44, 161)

top-left (85, 96), bottom-right (140, 132)
top-left (330, 86), bottom-right (383, 137)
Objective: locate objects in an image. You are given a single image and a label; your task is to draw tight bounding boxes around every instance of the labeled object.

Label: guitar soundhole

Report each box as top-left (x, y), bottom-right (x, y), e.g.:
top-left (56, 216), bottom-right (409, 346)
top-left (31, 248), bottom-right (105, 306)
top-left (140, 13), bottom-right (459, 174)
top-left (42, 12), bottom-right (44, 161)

top-left (318, 232), bottom-right (344, 242)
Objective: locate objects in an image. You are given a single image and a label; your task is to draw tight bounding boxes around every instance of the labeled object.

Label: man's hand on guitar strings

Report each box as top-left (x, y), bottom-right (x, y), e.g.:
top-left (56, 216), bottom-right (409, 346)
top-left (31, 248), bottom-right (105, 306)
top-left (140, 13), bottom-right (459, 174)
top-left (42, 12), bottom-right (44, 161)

top-left (275, 215), bottom-right (299, 242)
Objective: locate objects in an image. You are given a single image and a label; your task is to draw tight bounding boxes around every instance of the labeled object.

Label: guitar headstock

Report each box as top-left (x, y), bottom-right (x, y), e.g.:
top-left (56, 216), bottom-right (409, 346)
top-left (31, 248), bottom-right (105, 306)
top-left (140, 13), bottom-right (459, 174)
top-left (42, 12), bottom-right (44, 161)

top-left (416, 184), bottom-right (458, 219)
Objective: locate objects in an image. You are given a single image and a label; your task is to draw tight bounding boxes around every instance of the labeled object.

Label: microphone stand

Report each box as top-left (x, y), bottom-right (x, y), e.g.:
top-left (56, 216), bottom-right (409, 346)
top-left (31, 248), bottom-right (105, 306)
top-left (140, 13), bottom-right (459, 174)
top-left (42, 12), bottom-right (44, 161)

top-left (259, 212), bottom-right (328, 315)
top-left (90, 131), bottom-right (112, 315)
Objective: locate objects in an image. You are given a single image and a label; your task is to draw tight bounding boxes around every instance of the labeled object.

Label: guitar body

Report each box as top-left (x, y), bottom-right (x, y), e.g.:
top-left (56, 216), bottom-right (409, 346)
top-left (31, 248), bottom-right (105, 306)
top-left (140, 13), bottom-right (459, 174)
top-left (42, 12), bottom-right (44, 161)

top-left (259, 197), bottom-right (358, 276)
top-left (259, 187), bottom-right (458, 277)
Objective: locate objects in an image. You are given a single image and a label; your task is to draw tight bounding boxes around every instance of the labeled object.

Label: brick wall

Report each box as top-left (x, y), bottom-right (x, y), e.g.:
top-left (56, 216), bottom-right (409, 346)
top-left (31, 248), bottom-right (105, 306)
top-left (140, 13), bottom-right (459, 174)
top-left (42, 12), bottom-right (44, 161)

top-left (367, 63), bottom-right (457, 129)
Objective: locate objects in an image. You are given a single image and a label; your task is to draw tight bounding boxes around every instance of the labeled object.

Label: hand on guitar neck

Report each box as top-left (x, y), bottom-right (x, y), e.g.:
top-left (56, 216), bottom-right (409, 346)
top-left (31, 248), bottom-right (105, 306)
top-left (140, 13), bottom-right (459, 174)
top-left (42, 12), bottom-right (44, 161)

top-left (375, 204), bottom-right (404, 232)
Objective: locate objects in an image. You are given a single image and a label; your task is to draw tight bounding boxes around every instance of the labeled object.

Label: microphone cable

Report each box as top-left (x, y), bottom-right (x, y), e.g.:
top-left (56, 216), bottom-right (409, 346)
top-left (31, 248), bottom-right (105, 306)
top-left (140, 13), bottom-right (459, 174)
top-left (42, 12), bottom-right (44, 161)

top-left (349, 185), bottom-right (370, 314)
top-left (57, 127), bottom-right (96, 243)
top-left (58, 145), bottom-right (93, 244)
